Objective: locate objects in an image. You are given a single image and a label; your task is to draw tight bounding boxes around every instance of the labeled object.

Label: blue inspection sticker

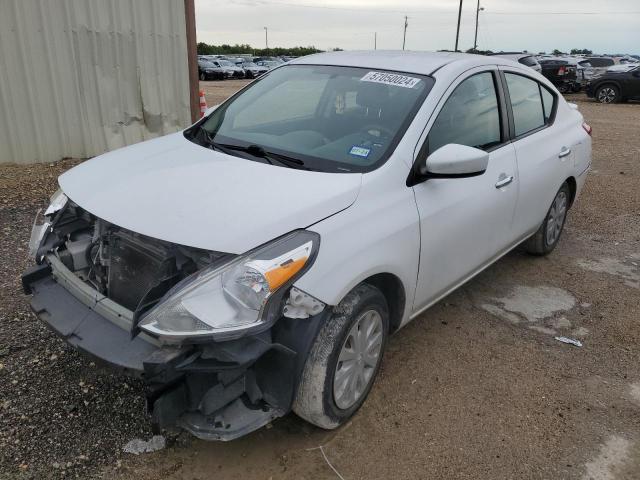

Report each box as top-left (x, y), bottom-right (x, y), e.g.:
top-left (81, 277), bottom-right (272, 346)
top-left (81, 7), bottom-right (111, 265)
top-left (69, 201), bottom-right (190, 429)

top-left (349, 146), bottom-right (371, 158)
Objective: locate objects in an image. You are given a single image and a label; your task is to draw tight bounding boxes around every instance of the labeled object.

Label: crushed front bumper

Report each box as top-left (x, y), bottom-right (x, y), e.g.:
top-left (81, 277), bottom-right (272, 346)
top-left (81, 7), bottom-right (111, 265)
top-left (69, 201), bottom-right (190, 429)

top-left (22, 260), bottom-right (330, 441)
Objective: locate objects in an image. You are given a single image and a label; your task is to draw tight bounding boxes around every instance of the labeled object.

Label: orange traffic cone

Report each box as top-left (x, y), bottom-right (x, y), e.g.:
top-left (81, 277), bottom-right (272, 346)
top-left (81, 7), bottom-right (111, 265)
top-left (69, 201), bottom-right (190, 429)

top-left (199, 90), bottom-right (207, 117)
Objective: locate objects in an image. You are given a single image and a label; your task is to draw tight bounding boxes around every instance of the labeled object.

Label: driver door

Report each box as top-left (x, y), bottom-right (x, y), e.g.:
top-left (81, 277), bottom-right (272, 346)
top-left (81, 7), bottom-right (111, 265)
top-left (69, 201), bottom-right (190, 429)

top-left (411, 68), bottom-right (519, 313)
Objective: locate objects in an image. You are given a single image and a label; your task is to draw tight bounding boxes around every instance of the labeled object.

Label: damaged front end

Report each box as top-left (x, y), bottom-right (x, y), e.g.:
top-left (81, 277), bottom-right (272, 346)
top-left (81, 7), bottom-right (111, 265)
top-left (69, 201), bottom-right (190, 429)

top-left (22, 192), bottom-right (328, 440)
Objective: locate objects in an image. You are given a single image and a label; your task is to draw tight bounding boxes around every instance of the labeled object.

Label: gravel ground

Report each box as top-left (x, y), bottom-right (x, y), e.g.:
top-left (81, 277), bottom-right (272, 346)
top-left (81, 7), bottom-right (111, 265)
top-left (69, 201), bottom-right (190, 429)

top-left (0, 88), bottom-right (639, 479)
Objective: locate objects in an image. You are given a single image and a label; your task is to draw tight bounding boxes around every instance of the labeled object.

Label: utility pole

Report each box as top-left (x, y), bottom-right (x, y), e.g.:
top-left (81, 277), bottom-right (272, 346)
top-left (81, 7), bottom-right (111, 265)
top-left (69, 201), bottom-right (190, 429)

top-left (264, 26), bottom-right (268, 51)
top-left (402, 16), bottom-right (408, 50)
top-left (374, 32), bottom-right (377, 50)
top-left (474, 1), bottom-right (484, 51)
top-left (454, 0), bottom-right (463, 52)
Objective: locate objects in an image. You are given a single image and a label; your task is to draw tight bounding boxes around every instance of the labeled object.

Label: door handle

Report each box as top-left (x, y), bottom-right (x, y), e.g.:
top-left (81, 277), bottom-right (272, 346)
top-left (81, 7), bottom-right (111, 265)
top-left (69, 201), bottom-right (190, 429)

top-left (558, 147), bottom-right (572, 158)
top-left (495, 175), bottom-right (514, 188)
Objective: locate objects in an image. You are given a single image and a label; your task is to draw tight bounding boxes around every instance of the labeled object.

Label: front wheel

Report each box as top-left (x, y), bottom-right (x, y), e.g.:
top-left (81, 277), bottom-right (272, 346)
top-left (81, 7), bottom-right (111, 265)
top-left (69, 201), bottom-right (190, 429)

top-left (293, 283), bottom-right (389, 429)
top-left (199, 72), bottom-right (206, 81)
top-left (596, 84), bottom-right (619, 103)
top-left (525, 182), bottom-right (570, 256)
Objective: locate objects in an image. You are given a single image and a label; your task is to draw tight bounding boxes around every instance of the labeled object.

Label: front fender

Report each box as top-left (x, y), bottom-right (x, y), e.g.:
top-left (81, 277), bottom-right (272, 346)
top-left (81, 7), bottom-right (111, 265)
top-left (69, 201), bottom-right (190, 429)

top-left (294, 162), bottom-right (420, 327)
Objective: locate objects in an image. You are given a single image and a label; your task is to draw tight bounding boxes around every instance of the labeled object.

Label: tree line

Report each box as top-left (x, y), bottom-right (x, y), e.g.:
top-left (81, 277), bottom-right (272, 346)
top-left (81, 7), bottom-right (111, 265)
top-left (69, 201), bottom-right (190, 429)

top-left (197, 42), bottom-right (324, 57)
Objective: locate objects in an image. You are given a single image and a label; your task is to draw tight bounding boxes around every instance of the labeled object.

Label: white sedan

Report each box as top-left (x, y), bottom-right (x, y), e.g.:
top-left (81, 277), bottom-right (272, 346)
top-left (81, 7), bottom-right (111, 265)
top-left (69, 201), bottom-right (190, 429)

top-left (24, 51), bottom-right (591, 439)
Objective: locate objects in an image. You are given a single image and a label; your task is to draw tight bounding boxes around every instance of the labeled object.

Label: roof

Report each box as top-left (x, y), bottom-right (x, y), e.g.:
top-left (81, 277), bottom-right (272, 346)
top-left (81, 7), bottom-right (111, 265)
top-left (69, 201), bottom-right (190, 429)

top-left (291, 50), bottom-right (517, 76)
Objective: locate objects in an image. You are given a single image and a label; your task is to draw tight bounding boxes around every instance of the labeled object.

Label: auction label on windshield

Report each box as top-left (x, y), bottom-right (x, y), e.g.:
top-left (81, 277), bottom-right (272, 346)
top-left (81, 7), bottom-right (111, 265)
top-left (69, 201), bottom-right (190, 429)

top-left (361, 71), bottom-right (421, 88)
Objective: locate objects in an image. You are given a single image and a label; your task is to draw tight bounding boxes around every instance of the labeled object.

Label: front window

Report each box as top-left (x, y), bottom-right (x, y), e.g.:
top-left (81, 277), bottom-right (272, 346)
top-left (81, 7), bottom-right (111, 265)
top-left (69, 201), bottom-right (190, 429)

top-left (427, 72), bottom-right (502, 154)
top-left (190, 65), bottom-right (433, 172)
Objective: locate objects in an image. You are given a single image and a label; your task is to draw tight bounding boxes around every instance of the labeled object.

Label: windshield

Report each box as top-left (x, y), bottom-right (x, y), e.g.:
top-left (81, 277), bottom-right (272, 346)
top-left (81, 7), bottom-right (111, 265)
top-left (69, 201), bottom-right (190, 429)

top-left (218, 60), bottom-right (233, 67)
top-left (191, 65), bottom-right (433, 173)
top-left (243, 62), bottom-right (257, 67)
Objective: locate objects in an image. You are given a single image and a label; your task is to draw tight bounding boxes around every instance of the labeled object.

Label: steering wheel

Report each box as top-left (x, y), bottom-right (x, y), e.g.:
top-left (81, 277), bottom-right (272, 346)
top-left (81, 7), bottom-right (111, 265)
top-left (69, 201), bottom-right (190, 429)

top-left (359, 124), bottom-right (394, 139)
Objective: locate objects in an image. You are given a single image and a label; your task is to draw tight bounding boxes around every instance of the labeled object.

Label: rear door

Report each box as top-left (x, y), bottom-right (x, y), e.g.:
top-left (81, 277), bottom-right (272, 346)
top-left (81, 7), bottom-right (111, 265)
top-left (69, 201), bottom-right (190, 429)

top-left (499, 68), bottom-right (577, 237)
top-left (411, 67), bottom-right (518, 312)
top-left (622, 68), bottom-right (640, 98)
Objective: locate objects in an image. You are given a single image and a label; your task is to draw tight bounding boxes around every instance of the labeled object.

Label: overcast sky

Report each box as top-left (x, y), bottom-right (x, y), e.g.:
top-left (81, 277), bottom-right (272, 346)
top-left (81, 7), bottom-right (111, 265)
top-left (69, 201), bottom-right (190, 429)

top-left (195, 0), bottom-right (639, 54)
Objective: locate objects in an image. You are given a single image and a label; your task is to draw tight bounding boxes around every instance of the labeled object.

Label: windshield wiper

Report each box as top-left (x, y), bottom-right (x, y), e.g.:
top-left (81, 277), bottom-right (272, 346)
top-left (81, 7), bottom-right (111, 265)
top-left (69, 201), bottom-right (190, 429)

top-left (213, 142), bottom-right (308, 170)
top-left (195, 125), bottom-right (308, 169)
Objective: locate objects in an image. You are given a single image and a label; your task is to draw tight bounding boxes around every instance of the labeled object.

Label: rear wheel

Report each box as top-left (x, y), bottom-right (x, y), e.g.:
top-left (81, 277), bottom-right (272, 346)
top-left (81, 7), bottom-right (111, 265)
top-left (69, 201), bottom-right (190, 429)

top-left (525, 182), bottom-right (570, 256)
top-left (596, 84), bottom-right (619, 103)
top-left (293, 283), bottom-right (389, 429)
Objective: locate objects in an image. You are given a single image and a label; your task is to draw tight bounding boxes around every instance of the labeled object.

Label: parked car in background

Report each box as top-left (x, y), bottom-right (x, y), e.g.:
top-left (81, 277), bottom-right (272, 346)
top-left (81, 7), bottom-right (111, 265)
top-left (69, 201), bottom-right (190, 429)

top-left (239, 61), bottom-right (268, 78)
top-left (216, 59), bottom-right (245, 79)
top-left (490, 53), bottom-right (542, 72)
top-left (586, 57), bottom-right (616, 76)
top-left (539, 58), bottom-right (580, 93)
top-left (606, 64), bottom-right (638, 73)
top-left (198, 59), bottom-right (225, 81)
top-left (576, 59), bottom-right (596, 82)
top-left (24, 51), bottom-right (591, 441)
top-left (253, 56), bottom-right (285, 65)
top-left (586, 65), bottom-right (640, 103)
top-left (202, 59), bottom-right (241, 79)
top-left (551, 57), bottom-right (595, 89)
top-left (255, 60), bottom-right (281, 70)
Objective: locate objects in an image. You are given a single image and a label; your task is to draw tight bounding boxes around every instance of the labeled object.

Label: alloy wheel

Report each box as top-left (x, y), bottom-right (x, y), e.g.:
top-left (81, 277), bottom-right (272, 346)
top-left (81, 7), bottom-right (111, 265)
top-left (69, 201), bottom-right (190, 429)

top-left (333, 310), bottom-right (384, 410)
top-left (598, 87), bottom-right (616, 103)
top-left (546, 190), bottom-right (567, 246)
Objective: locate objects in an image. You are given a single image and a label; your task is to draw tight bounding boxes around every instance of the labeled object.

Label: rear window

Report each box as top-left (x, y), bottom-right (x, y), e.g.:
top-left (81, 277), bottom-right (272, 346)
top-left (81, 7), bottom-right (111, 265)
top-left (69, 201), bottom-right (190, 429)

top-left (588, 57), bottom-right (615, 67)
top-left (540, 86), bottom-right (555, 122)
top-left (504, 73), bottom-right (546, 136)
top-left (518, 56), bottom-right (539, 67)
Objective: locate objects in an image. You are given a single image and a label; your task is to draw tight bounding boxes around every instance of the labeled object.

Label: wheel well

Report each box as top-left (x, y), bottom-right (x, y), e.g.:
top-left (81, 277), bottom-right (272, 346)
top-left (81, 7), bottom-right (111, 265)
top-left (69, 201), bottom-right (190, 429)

top-left (566, 176), bottom-right (577, 208)
top-left (362, 273), bottom-right (405, 334)
top-left (596, 82), bottom-right (620, 93)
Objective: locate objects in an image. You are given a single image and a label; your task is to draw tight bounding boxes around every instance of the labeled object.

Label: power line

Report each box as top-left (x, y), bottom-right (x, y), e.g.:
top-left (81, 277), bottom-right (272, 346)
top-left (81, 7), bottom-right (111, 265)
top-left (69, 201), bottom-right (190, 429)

top-left (484, 11), bottom-right (640, 15)
top-left (231, 1), bottom-right (640, 16)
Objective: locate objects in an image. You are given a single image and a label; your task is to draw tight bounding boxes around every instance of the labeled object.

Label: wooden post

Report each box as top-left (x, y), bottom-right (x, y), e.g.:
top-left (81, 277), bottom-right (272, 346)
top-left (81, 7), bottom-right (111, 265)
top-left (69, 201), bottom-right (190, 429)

top-left (184, 0), bottom-right (199, 123)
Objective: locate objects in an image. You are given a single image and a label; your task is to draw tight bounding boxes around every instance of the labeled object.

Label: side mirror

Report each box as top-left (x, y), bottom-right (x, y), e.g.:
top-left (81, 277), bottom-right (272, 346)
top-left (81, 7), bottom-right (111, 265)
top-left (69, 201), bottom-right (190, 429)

top-left (407, 143), bottom-right (488, 187)
top-left (421, 143), bottom-right (489, 177)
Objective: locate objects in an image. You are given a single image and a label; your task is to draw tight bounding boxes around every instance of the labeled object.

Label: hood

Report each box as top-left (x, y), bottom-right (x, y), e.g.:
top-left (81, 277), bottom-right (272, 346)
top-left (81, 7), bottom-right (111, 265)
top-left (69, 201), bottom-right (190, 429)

top-left (59, 133), bottom-right (362, 254)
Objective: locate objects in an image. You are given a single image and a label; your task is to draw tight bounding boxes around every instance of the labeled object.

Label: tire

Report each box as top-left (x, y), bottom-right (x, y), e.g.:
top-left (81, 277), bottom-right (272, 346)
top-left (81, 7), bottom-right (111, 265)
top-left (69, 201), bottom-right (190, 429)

top-left (525, 182), bottom-right (571, 256)
top-left (596, 84), bottom-right (619, 104)
top-left (199, 72), bottom-right (206, 81)
top-left (293, 283), bottom-right (389, 429)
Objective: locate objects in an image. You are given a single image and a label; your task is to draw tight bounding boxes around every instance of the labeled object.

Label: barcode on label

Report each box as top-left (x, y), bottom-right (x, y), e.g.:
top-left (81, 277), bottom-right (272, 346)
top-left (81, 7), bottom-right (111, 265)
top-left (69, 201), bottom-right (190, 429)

top-left (360, 71), bottom-right (421, 88)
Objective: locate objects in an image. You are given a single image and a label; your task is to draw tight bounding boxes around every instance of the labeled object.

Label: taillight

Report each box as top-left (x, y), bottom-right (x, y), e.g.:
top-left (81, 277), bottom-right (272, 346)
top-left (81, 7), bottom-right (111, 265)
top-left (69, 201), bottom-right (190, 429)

top-left (582, 122), bottom-right (592, 136)
top-left (558, 66), bottom-right (566, 75)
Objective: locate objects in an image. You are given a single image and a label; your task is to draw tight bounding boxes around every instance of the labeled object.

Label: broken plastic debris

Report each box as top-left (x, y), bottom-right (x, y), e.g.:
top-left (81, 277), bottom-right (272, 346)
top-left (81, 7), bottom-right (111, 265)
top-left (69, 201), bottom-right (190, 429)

top-left (122, 435), bottom-right (166, 455)
top-left (555, 336), bottom-right (583, 347)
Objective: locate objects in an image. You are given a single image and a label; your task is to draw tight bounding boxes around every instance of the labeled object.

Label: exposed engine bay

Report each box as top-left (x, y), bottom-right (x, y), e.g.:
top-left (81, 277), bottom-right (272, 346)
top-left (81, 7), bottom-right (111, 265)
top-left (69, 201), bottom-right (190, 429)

top-left (41, 201), bottom-right (231, 314)
top-left (25, 197), bottom-right (330, 440)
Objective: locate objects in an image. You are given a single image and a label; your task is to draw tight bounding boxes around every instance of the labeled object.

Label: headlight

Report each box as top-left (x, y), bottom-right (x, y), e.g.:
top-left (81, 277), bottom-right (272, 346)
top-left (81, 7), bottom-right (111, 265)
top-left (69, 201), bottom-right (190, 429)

top-left (28, 189), bottom-right (68, 259)
top-left (138, 230), bottom-right (319, 342)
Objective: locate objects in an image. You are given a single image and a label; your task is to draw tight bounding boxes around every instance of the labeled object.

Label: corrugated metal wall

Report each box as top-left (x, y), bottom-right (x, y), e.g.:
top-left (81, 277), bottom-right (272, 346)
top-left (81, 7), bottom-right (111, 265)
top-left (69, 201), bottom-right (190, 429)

top-left (0, 0), bottom-right (192, 164)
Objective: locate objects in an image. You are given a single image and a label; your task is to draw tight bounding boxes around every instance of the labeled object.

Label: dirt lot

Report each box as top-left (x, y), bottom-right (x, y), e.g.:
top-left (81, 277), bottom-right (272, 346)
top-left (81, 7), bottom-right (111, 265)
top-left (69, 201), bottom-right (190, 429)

top-left (0, 85), bottom-right (639, 480)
